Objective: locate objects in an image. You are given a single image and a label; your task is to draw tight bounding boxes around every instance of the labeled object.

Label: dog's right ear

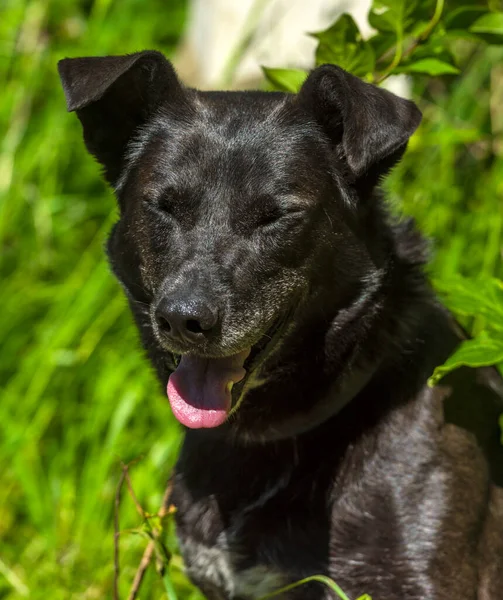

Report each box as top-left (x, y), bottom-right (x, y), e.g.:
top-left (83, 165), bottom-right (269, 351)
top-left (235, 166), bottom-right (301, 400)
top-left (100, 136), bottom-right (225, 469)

top-left (58, 51), bottom-right (187, 185)
top-left (297, 64), bottom-right (421, 189)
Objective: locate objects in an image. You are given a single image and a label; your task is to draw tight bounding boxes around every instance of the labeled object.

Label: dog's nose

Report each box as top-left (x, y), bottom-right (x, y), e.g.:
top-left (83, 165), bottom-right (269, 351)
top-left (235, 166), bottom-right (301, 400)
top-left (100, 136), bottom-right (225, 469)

top-left (155, 298), bottom-right (219, 343)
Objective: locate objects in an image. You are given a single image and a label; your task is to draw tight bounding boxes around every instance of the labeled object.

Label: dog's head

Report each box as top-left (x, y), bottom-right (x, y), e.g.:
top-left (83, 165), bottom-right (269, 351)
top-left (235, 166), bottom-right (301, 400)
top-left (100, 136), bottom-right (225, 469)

top-left (58, 51), bottom-right (421, 433)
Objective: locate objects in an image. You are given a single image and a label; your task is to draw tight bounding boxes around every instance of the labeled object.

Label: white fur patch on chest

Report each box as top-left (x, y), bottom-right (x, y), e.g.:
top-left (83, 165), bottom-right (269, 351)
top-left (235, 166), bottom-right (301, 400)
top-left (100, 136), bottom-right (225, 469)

top-left (181, 536), bottom-right (285, 599)
top-left (180, 468), bottom-right (293, 597)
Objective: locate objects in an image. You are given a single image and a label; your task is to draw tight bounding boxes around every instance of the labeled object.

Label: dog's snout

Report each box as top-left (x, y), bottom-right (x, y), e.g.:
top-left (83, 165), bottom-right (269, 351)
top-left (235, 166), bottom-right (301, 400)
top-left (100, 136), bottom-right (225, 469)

top-left (155, 297), bottom-right (219, 343)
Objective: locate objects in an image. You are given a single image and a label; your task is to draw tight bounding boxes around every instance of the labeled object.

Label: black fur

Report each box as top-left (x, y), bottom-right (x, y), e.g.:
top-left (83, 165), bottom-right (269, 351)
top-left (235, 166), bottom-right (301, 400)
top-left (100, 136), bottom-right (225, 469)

top-left (58, 51), bottom-right (503, 599)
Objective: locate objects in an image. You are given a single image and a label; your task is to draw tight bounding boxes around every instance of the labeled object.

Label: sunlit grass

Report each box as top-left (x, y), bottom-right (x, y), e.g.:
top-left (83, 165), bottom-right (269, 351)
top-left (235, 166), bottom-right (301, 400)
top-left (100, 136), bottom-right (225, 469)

top-left (388, 45), bottom-right (503, 287)
top-left (0, 1), bottom-right (194, 598)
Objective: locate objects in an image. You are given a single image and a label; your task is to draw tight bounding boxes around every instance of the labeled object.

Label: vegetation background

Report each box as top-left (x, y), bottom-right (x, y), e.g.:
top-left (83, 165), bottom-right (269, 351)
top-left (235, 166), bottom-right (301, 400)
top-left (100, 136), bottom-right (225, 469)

top-left (0, 0), bottom-right (502, 599)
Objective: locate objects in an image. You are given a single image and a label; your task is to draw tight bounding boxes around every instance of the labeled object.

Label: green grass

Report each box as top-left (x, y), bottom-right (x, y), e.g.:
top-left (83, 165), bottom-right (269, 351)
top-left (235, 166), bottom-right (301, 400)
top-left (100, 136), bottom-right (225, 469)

top-left (0, 1), bottom-right (199, 598)
top-left (389, 45), bottom-right (503, 284)
top-left (1, 1), bottom-right (502, 599)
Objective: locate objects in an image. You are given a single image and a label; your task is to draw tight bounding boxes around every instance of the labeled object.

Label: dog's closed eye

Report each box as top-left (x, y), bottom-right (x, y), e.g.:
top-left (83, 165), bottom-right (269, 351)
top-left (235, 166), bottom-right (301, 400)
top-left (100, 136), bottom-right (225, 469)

top-left (253, 195), bottom-right (305, 230)
top-left (255, 198), bottom-right (284, 228)
top-left (142, 186), bottom-right (186, 219)
top-left (156, 187), bottom-right (183, 214)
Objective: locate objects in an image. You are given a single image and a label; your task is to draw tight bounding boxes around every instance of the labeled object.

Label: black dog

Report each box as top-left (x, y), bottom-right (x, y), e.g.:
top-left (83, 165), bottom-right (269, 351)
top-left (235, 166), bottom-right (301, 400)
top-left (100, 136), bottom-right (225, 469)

top-left (58, 51), bottom-right (503, 599)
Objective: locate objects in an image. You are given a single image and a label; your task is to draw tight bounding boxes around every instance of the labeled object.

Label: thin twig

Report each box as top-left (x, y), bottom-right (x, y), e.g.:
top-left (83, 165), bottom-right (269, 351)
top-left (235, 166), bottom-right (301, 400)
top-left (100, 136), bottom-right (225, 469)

top-left (123, 468), bottom-right (146, 519)
top-left (127, 477), bottom-right (174, 600)
top-left (114, 469), bottom-right (127, 600)
top-left (419, 0), bottom-right (445, 42)
top-left (158, 477), bottom-right (174, 517)
top-left (127, 543), bottom-right (155, 600)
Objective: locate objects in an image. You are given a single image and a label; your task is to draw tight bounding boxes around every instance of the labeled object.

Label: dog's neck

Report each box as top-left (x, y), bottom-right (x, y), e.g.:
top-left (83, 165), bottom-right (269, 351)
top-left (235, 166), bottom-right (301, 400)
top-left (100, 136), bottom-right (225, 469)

top-left (174, 209), bottom-right (459, 510)
top-left (176, 292), bottom-right (455, 510)
top-left (219, 249), bottom-right (447, 444)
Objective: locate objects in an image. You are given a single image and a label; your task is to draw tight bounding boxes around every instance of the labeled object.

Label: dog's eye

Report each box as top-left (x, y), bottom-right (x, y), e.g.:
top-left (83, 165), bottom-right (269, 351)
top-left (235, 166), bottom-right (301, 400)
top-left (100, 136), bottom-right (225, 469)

top-left (254, 195), bottom-right (305, 230)
top-left (254, 194), bottom-right (297, 229)
top-left (156, 187), bottom-right (180, 214)
top-left (142, 189), bottom-right (178, 214)
top-left (256, 205), bottom-right (284, 228)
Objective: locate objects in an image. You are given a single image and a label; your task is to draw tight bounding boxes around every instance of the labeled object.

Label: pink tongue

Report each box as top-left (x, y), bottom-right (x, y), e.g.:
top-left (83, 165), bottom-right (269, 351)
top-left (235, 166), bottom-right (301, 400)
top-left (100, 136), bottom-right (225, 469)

top-left (167, 349), bottom-right (250, 428)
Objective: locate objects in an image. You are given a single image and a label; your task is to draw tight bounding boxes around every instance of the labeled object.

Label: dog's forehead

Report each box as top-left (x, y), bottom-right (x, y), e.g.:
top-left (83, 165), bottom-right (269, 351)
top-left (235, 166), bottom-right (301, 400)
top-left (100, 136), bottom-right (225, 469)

top-left (173, 91), bottom-right (317, 151)
top-left (128, 92), bottom-right (326, 195)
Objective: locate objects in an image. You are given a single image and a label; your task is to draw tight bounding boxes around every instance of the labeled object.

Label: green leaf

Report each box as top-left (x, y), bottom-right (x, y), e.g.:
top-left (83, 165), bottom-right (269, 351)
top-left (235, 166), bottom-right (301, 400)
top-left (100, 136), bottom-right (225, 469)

top-left (368, 0), bottom-right (420, 36)
top-left (445, 6), bottom-right (487, 30)
top-left (429, 333), bottom-right (503, 386)
top-left (470, 12), bottom-right (503, 35)
top-left (261, 67), bottom-right (307, 93)
top-left (468, 12), bottom-right (503, 44)
top-left (162, 569), bottom-right (179, 600)
top-left (412, 127), bottom-right (481, 146)
top-left (443, 28), bottom-right (500, 45)
top-left (311, 14), bottom-right (375, 77)
top-left (432, 276), bottom-right (503, 329)
top-left (398, 58), bottom-right (460, 75)
top-left (368, 32), bottom-right (396, 63)
top-left (407, 30), bottom-right (456, 64)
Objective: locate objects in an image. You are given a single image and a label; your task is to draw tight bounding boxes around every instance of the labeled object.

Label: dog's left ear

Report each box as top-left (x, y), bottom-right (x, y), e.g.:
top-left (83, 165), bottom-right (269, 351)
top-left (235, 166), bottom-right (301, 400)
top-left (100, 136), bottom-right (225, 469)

top-left (297, 64), bottom-right (421, 184)
top-left (58, 51), bottom-right (187, 185)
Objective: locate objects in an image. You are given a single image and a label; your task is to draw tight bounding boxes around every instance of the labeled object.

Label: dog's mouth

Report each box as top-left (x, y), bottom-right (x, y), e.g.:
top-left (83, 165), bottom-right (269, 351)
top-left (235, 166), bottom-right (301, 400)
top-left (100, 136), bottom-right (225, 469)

top-left (166, 316), bottom-right (287, 429)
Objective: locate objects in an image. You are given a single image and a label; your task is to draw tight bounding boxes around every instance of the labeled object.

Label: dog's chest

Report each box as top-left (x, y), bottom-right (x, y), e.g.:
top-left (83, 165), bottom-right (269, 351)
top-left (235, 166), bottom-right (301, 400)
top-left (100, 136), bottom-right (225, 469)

top-left (180, 535), bottom-right (285, 599)
top-left (175, 475), bottom-right (293, 599)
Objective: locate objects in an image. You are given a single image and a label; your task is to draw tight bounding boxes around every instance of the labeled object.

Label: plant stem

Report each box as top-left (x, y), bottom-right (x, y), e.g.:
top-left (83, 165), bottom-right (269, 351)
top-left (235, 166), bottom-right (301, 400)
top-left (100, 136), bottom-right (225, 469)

top-left (377, 34), bottom-right (404, 83)
top-left (113, 469), bottom-right (127, 600)
top-left (375, 0), bottom-right (445, 84)
top-left (162, 571), bottom-right (179, 600)
top-left (258, 574), bottom-right (352, 600)
top-left (127, 478), bottom-right (174, 600)
top-left (420, 0), bottom-right (445, 41)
